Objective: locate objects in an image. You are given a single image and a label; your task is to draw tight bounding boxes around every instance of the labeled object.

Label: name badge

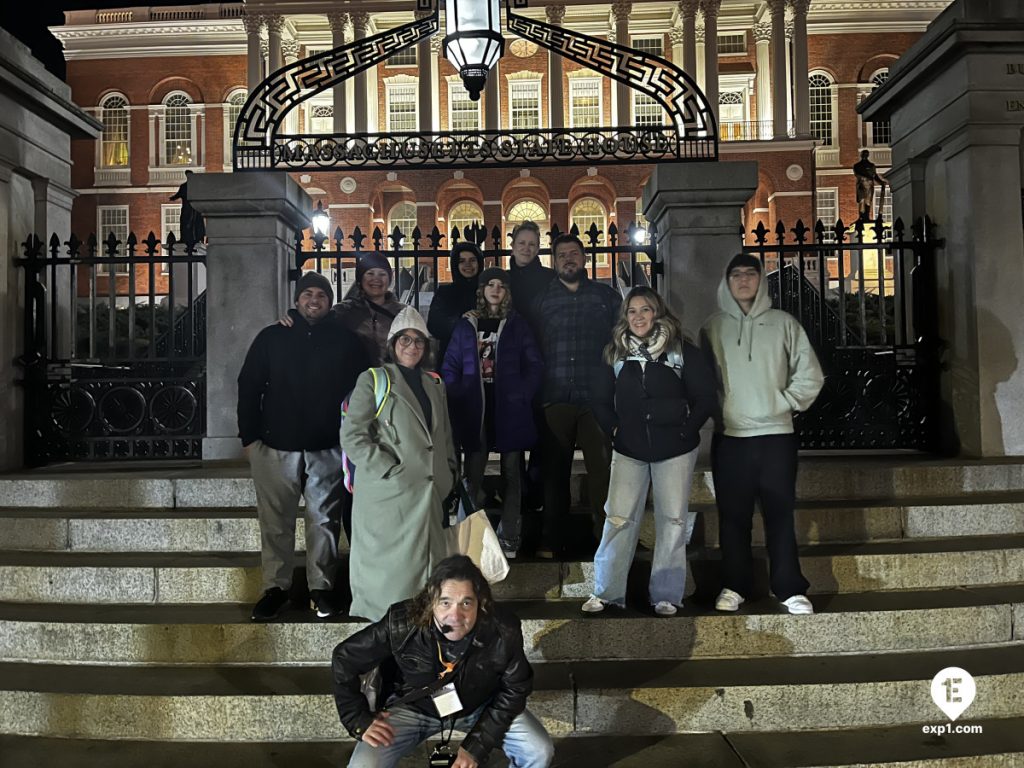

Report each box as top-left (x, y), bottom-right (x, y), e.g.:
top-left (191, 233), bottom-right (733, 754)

top-left (431, 683), bottom-right (464, 718)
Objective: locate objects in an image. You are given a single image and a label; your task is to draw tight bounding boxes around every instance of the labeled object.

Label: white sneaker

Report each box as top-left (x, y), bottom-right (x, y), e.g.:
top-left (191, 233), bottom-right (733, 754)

top-left (715, 588), bottom-right (745, 612)
top-left (653, 601), bottom-right (678, 617)
top-left (782, 595), bottom-right (814, 615)
top-left (581, 596), bottom-right (606, 613)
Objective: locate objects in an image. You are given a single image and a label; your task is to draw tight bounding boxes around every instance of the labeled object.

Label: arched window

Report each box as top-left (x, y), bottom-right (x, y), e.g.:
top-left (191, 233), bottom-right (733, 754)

top-left (570, 198), bottom-right (607, 246)
top-left (223, 89), bottom-right (247, 169)
top-left (868, 69), bottom-right (891, 146)
top-left (100, 94), bottom-right (129, 167)
top-left (164, 92), bottom-right (193, 165)
top-left (387, 201), bottom-right (417, 250)
top-left (309, 103), bottom-right (334, 134)
top-left (808, 73), bottom-right (834, 146)
top-left (448, 201), bottom-right (484, 241)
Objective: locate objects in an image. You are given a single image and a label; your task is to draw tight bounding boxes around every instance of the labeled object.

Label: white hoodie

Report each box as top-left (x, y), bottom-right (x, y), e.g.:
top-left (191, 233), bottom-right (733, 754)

top-left (700, 267), bottom-right (824, 437)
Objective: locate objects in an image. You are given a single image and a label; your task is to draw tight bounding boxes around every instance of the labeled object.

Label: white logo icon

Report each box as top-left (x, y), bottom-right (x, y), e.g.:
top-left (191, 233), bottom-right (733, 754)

top-left (930, 667), bottom-right (976, 721)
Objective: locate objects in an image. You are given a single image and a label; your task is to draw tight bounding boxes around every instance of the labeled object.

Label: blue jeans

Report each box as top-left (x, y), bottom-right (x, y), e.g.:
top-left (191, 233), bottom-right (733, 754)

top-left (593, 448), bottom-right (699, 606)
top-left (347, 703), bottom-right (553, 768)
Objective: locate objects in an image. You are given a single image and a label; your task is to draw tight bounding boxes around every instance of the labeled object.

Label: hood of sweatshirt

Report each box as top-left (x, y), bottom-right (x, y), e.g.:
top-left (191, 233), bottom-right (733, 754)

top-left (449, 243), bottom-right (485, 297)
top-left (716, 264), bottom-right (772, 363)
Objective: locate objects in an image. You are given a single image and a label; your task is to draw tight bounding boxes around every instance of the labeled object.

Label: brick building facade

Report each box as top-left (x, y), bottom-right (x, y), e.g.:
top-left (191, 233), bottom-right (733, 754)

top-left (53, 0), bottom-right (951, 293)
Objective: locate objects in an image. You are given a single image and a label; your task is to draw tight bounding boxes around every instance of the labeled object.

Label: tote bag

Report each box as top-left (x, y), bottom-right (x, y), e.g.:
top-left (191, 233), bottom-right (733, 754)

top-left (444, 482), bottom-right (510, 584)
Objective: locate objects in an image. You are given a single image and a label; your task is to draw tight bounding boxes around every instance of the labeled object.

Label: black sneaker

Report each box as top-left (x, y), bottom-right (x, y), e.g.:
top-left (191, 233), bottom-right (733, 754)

top-left (251, 587), bottom-right (290, 622)
top-left (310, 589), bottom-right (343, 619)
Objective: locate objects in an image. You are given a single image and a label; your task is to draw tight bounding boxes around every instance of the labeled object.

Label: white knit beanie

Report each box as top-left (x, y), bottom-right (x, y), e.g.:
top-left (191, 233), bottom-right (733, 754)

top-left (387, 305), bottom-right (430, 342)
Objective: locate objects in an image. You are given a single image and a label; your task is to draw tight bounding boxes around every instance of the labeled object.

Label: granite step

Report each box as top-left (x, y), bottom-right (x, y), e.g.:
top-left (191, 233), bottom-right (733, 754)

top-left (0, 645), bottom-right (1021, 740)
top-left (0, 535), bottom-right (1021, 605)
top-left (3, 458), bottom-right (1024, 509)
top-left (2, 493), bottom-right (1022, 553)
top-left (0, 587), bottom-right (1020, 664)
top-left (3, 721), bottom-right (1022, 768)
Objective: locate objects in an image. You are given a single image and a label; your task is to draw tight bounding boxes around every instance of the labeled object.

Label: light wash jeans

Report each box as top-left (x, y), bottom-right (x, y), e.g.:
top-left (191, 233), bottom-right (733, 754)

top-left (592, 448), bottom-right (700, 607)
top-left (347, 703), bottom-right (553, 768)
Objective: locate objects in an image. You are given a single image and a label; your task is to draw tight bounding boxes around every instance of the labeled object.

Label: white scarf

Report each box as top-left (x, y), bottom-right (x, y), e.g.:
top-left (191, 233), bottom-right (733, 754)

top-left (622, 322), bottom-right (670, 363)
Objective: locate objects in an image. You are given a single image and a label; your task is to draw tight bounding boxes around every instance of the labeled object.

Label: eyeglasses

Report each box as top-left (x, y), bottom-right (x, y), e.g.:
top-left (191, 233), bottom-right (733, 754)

top-left (397, 334), bottom-right (427, 349)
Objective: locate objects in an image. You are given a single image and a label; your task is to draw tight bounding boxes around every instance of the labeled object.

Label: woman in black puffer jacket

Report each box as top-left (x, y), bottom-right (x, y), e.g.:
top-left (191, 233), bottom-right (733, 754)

top-left (585, 286), bottom-right (717, 616)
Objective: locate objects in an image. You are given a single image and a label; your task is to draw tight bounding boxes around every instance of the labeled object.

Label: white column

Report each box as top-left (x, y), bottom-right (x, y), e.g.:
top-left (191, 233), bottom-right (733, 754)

top-left (351, 11), bottom-right (370, 132)
top-left (328, 12), bottom-right (348, 134)
top-left (612, 1), bottom-right (631, 127)
top-left (485, 62), bottom-right (500, 130)
top-left (430, 36), bottom-right (442, 132)
top-left (785, 19), bottom-right (794, 132)
top-left (416, 11), bottom-right (433, 134)
top-left (769, 0), bottom-right (788, 138)
top-left (670, 25), bottom-right (684, 70)
top-left (695, 24), bottom-right (706, 93)
top-left (791, 0), bottom-right (811, 138)
top-left (754, 22), bottom-right (773, 139)
top-left (679, 0), bottom-right (699, 77)
top-left (243, 13), bottom-right (263, 92)
top-left (265, 15), bottom-right (284, 75)
top-left (547, 5), bottom-right (566, 129)
top-left (702, 0), bottom-right (721, 122)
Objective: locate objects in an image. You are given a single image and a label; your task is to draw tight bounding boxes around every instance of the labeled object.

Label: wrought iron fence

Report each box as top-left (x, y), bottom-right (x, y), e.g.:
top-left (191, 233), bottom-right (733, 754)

top-left (291, 219), bottom-right (660, 312)
top-left (16, 232), bottom-right (206, 465)
top-left (746, 215), bottom-right (942, 451)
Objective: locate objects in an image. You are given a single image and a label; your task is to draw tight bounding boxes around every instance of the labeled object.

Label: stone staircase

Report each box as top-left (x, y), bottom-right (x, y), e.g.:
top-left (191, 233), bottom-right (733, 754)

top-left (0, 458), bottom-right (1023, 767)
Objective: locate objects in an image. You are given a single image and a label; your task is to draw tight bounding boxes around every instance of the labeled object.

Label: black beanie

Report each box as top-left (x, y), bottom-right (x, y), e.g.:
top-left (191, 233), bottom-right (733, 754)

top-left (726, 253), bottom-right (763, 276)
top-left (479, 267), bottom-right (510, 287)
top-left (356, 252), bottom-right (394, 285)
top-left (294, 271), bottom-right (334, 306)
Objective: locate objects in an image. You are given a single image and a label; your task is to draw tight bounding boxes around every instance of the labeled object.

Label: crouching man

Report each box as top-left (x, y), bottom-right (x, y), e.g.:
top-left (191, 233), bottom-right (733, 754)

top-left (332, 555), bottom-right (554, 768)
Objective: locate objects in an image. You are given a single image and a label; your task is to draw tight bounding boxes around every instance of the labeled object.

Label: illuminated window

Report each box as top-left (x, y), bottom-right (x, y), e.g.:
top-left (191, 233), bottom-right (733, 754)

top-left (100, 94), bottom-right (129, 167)
top-left (448, 81), bottom-right (481, 132)
top-left (868, 70), bottom-right (891, 146)
top-left (570, 198), bottom-right (608, 265)
top-left (386, 83), bottom-right (418, 133)
top-left (509, 80), bottom-right (542, 132)
top-left (97, 205), bottom-right (130, 274)
top-left (809, 73), bottom-right (835, 146)
top-left (388, 201), bottom-right (417, 250)
top-left (569, 78), bottom-right (602, 129)
top-left (164, 92), bottom-right (194, 165)
top-left (448, 202), bottom-right (484, 240)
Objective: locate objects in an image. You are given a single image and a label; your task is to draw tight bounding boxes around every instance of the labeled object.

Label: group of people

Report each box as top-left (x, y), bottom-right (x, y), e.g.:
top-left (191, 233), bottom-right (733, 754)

top-left (237, 222), bottom-right (825, 764)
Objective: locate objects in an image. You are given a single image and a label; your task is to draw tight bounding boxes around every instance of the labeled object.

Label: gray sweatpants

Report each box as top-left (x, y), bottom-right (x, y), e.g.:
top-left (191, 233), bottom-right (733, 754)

top-left (248, 441), bottom-right (344, 592)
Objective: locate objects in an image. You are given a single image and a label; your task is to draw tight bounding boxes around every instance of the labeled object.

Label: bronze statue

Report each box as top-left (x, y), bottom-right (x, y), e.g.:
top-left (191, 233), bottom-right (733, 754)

top-left (169, 170), bottom-right (206, 246)
top-left (853, 149), bottom-right (888, 222)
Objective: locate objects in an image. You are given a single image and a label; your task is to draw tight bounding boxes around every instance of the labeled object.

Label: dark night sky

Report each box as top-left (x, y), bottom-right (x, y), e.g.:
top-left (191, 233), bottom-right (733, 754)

top-left (2, 0), bottom-right (194, 79)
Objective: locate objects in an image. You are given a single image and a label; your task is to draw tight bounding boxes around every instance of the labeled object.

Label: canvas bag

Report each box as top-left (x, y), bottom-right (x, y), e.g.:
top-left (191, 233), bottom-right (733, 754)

top-left (444, 482), bottom-right (510, 584)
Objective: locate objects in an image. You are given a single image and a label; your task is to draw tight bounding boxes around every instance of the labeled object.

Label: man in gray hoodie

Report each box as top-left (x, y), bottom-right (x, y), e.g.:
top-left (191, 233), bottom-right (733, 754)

top-left (701, 253), bottom-right (824, 615)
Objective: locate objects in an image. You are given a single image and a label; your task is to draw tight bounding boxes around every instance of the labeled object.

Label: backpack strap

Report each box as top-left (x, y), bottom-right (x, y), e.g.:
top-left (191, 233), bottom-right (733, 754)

top-left (666, 343), bottom-right (685, 379)
top-left (369, 367), bottom-right (391, 417)
top-left (613, 359), bottom-right (625, 378)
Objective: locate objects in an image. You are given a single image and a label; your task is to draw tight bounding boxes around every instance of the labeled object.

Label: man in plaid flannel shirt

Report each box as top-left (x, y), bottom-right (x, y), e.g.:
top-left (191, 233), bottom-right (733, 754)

top-left (531, 233), bottom-right (621, 558)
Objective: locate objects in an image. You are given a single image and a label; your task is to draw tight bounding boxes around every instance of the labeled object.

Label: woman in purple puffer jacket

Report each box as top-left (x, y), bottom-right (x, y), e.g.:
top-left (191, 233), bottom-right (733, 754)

top-left (441, 268), bottom-right (544, 558)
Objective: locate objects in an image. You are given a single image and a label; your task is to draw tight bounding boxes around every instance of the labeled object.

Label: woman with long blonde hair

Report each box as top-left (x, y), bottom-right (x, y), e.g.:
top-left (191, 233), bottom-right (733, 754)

top-left (585, 286), bottom-right (717, 616)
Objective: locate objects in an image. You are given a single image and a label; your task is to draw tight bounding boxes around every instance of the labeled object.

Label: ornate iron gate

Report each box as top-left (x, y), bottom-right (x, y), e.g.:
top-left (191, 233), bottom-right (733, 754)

top-left (748, 216), bottom-right (942, 451)
top-left (16, 232), bottom-right (206, 465)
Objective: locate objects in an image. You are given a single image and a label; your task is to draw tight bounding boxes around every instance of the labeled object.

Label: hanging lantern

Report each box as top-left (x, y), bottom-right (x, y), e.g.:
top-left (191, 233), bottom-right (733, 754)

top-left (443, 0), bottom-right (504, 101)
top-left (311, 200), bottom-right (330, 239)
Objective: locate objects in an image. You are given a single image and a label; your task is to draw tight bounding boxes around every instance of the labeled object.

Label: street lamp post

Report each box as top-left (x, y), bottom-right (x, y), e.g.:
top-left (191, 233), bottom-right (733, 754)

top-left (443, 0), bottom-right (504, 100)
top-left (311, 200), bottom-right (330, 249)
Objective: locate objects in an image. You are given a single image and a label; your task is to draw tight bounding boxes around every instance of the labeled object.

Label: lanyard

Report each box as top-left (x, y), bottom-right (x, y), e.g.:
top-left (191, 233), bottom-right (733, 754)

top-left (436, 640), bottom-right (458, 679)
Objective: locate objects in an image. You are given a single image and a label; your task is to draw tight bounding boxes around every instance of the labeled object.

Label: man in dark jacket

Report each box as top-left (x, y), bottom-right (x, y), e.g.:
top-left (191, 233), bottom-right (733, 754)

top-left (427, 241), bottom-right (484, 359)
top-left (333, 555), bottom-right (553, 768)
top-left (533, 234), bottom-right (622, 557)
top-left (507, 221), bottom-right (554, 326)
top-left (238, 272), bottom-right (370, 622)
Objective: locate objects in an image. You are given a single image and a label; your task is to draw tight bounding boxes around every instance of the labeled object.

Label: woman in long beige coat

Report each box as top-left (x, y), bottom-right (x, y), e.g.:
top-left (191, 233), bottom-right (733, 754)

top-left (341, 306), bottom-right (458, 621)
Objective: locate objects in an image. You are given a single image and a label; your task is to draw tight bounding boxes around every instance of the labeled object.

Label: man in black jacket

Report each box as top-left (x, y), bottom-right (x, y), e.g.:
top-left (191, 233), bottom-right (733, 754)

top-left (238, 272), bottom-right (370, 622)
top-left (333, 555), bottom-right (553, 768)
top-left (507, 220), bottom-right (554, 328)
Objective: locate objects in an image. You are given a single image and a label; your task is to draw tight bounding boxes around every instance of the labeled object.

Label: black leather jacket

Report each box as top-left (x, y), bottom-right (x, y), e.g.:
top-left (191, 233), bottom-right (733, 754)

top-left (332, 600), bottom-right (534, 763)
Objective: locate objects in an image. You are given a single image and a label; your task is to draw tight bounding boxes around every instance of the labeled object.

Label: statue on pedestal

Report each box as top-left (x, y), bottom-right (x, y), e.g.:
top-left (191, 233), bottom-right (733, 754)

top-left (853, 149), bottom-right (888, 222)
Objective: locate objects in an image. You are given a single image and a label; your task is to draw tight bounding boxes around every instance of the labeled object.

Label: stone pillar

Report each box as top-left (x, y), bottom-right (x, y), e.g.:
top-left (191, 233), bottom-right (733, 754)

top-left (243, 13), bottom-right (263, 92)
top-left (265, 15), bottom-right (284, 75)
top-left (679, 0), bottom-right (699, 77)
top-left (643, 162), bottom-right (759, 336)
top-left (351, 11), bottom-right (371, 133)
top-left (485, 62), bottom-right (500, 131)
top-left (282, 39), bottom-right (300, 135)
top-left (328, 12), bottom-right (348, 134)
top-left (547, 5), bottom-right (566, 129)
top-left (769, 0), bottom-right (788, 138)
top-left (754, 22), bottom-right (773, 139)
top-left (785, 20), bottom-right (794, 130)
top-left (416, 11), bottom-right (434, 134)
top-left (612, 1), bottom-right (631, 126)
top-left (431, 36), bottom-right (444, 132)
top-left (695, 24), bottom-right (706, 92)
top-left (791, 0), bottom-right (811, 137)
top-left (702, 0), bottom-right (721, 121)
top-left (187, 173), bottom-right (313, 460)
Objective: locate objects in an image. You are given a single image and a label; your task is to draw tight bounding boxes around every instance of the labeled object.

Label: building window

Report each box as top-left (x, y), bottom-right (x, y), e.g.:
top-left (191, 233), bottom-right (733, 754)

top-left (100, 94), bottom-right (129, 167)
top-left (388, 47), bottom-right (417, 66)
top-left (872, 186), bottom-right (893, 225)
top-left (816, 188), bottom-right (839, 243)
top-left (631, 37), bottom-right (663, 57)
top-left (161, 204), bottom-right (182, 274)
top-left (717, 33), bottom-right (747, 55)
top-left (448, 81), bottom-right (481, 132)
top-left (387, 201), bottom-right (417, 249)
top-left (163, 92), bottom-right (194, 165)
top-left (97, 205), bottom-right (130, 274)
top-left (634, 92), bottom-right (664, 127)
top-left (448, 201), bottom-right (484, 240)
top-left (719, 91), bottom-right (745, 137)
top-left (223, 89), bottom-right (247, 167)
top-left (808, 73), bottom-right (835, 146)
top-left (309, 103), bottom-right (333, 133)
top-left (569, 78), bottom-right (602, 129)
top-left (570, 198), bottom-right (608, 264)
top-left (509, 80), bottom-right (542, 133)
top-left (868, 70), bottom-right (891, 146)
top-left (386, 83), bottom-right (418, 133)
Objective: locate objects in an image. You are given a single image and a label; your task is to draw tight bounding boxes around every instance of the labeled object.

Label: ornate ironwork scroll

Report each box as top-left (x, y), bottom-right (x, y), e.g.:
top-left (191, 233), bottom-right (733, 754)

top-left (233, 0), bottom-right (718, 172)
